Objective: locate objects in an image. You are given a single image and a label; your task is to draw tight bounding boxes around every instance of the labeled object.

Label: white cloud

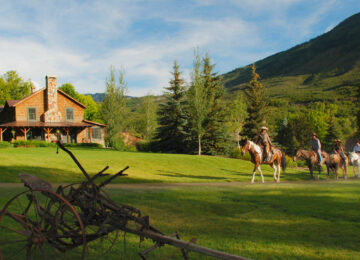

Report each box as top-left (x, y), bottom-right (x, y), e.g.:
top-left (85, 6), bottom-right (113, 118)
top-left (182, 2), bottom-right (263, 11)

top-left (0, 0), bottom-right (354, 97)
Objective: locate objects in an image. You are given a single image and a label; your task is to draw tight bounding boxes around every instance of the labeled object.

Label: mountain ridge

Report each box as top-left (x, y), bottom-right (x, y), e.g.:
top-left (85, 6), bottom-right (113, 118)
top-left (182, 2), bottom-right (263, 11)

top-left (222, 12), bottom-right (360, 102)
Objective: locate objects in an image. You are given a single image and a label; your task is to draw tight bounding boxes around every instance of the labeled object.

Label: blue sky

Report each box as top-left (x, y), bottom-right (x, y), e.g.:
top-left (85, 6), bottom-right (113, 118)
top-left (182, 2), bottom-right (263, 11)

top-left (0, 0), bottom-right (359, 96)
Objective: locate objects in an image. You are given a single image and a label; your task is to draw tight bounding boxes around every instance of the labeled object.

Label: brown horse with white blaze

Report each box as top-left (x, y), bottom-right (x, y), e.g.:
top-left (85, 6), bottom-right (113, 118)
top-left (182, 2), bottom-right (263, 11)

top-left (241, 140), bottom-right (286, 183)
top-left (293, 149), bottom-right (330, 180)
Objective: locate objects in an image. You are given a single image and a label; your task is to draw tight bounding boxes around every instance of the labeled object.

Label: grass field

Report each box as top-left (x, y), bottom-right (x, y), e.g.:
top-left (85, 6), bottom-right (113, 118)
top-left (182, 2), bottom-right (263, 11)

top-left (0, 181), bottom-right (359, 259)
top-left (0, 146), bottom-right (359, 259)
top-left (0, 146), bottom-right (355, 184)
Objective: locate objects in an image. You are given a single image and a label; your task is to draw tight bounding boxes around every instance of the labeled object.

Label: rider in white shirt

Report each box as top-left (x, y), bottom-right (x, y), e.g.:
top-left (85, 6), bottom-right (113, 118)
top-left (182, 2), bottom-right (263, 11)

top-left (353, 140), bottom-right (360, 153)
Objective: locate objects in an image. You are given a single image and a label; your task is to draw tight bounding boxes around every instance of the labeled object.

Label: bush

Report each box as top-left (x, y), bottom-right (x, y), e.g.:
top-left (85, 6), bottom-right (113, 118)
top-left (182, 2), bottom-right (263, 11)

top-left (12, 140), bottom-right (56, 148)
top-left (285, 155), bottom-right (298, 168)
top-left (64, 143), bottom-right (103, 148)
top-left (0, 141), bottom-right (12, 148)
top-left (136, 141), bottom-right (154, 152)
top-left (229, 147), bottom-right (252, 161)
top-left (110, 137), bottom-right (136, 152)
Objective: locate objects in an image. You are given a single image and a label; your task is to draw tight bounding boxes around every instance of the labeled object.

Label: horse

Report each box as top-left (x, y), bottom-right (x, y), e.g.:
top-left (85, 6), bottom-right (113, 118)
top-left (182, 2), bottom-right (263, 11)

top-left (328, 153), bottom-right (349, 180)
top-left (293, 149), bottom-right (330, 180)
top-left (349, 152), bottom-right (360, 177)
top-left (240, 140), bottom-right (286, 183)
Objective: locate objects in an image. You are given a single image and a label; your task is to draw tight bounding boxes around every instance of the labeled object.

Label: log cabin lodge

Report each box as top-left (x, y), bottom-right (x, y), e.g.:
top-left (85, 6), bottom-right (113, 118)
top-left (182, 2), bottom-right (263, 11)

top-left (0, 76), bottom-right (106, 146)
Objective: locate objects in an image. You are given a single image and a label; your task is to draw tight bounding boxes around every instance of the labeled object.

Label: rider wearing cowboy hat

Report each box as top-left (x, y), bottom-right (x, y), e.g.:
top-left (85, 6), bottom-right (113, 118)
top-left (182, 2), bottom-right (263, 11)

top-left (255, 126), bottom-right (273, 162)
top-left (310, 133), bottom-right (322, 164)
top-left (334, 139), bottom-right (346, 163)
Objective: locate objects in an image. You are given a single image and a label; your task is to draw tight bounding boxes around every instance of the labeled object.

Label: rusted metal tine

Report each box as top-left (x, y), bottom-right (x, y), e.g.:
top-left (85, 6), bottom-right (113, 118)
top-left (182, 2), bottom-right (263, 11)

top-left (98, 166), bottom-right (129, 188)
top-left (57, 141), bottom-right (92, 183)
top-left (88, 166), bottom-right (110, 182)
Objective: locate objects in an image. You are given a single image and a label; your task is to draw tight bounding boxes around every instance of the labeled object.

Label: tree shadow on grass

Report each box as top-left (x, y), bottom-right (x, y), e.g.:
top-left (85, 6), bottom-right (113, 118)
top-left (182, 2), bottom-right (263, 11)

top-left (0, 165), bottom-right (162, 185)
top-left (157, 170), bottom-right (227, 180)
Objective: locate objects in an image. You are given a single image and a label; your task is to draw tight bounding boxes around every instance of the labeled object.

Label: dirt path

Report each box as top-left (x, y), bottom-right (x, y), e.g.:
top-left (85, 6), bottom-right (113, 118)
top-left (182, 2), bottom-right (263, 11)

top-left (0, 178), bottom-right (358, 190)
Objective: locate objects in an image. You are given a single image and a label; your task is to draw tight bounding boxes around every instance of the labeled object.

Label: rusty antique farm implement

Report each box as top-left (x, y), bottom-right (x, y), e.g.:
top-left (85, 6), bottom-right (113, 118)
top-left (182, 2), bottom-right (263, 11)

top-left (0, 141), bottom-right (249, 260)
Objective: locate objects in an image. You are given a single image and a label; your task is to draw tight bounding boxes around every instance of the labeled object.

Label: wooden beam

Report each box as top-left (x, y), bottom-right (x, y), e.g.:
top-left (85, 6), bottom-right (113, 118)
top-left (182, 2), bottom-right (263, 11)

top-left (43, 128), bottom-right (53, 142)
top-left (0, 128), bottom-right (7, 142)
top-left (20, 128), bottom-right (31, 141)
top-left (89, 127), bottom-right (92, 143)
top-left (63, 128), bottom-right (70, 143)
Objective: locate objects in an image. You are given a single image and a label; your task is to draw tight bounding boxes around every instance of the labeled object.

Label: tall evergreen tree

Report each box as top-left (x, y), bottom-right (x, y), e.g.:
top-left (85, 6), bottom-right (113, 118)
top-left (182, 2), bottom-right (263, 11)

top-left (241, 64), bottom-right (267, 139)
top-left (101, 67), bottom-right (128, 147)
top-left (200, 53), bottom-right (231, 155)
top-left (357, 83), bottom-right (360, 133)
top-left (324, 115), bottom-right (342, 151)
top-left (154, 61), bottom-right (188, 153)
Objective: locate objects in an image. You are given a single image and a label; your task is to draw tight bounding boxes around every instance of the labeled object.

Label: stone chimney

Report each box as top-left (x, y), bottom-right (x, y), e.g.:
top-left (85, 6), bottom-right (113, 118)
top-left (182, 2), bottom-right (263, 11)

top-left (44, 76), bottom-right (62, 122)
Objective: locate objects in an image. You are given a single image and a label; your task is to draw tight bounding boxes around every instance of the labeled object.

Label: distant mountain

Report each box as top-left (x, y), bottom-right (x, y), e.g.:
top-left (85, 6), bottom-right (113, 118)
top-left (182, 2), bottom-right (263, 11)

top-left (86, 93), bottom-right (134, 103)
top-left (86, 93), bottom-right (104, 102)
top-left (222, 12), bottom-right (360, 102)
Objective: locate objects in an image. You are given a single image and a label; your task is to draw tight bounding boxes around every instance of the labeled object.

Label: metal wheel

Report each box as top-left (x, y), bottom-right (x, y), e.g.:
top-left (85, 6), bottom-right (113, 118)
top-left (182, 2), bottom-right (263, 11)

top-left (57, 184), bottom-right (123, 258)
top-left (0, 189), bottom-right (86, 260)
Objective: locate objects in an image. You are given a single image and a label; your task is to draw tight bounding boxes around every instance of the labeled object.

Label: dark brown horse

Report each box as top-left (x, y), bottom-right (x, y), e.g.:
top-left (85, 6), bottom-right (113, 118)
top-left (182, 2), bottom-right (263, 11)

top-left (241, 140), bottom-right (286, 183)
top-left (328, 153), bottom-right (349, 180)
top-left (293, 149), bottom-right (330, 180)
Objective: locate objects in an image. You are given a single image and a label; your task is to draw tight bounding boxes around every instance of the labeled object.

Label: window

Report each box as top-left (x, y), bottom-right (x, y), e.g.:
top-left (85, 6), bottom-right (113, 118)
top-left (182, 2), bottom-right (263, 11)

top-left (27, 107), bottom-right (36, 121)
top-left (91, 127), bottom-right (101, 140)
top-left (66, 108), bottom-right (74, 121)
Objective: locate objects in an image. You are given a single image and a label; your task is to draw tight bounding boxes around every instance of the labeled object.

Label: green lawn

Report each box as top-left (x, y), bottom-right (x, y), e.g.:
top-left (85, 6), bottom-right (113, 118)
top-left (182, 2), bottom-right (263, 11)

top-left (0, 181), bottom-right (359, 259)
top-left (0, 147), bottom-right (354, 184)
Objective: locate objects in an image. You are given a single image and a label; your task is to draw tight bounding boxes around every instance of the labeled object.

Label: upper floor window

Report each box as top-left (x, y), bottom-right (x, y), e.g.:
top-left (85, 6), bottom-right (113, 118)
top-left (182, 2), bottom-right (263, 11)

top-left (66, 108), bottom-right (74, 121)
top-left (27, 107), bottom-right (36, 121)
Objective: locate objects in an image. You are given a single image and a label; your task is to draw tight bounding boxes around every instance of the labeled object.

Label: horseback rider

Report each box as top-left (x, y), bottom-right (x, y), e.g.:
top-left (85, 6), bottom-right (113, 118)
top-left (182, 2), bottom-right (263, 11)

top-left (255, 126), bottom-right (274, 162)
top-left (310, 133), bottom-right (322, 164)
top-left (334, 139), bottom-right (346, 163)
top-left (353, 140), bottom-right (360, 154)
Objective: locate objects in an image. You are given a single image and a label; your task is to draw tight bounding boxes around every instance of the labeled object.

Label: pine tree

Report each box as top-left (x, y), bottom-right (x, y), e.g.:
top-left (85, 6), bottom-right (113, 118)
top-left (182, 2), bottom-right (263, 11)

top-left (154, 61), bottom-right (188, 153)
top-left (200, 53), bottom-right (231, 155)
top-left (324, 115), bottom-right (342, 151)
top-left (357, 83), bottom-right (360, 133)
top-left (241, 64), bottom-right (267, 139)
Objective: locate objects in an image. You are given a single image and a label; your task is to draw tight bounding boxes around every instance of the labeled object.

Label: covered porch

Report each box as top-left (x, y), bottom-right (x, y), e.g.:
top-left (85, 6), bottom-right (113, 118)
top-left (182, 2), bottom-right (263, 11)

top-left (0, 121), bottom-right (93, 143)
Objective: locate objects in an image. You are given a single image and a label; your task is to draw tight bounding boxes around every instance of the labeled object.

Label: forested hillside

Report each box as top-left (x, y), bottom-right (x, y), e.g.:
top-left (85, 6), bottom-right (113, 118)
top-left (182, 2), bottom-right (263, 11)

top-left (223, 12), bottom-right (360, 103)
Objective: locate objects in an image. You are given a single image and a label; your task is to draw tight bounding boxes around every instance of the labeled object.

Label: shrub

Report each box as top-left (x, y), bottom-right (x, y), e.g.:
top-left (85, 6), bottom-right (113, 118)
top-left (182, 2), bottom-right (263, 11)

top-left (285, 155), bottom-right (298, 168)
top-left (229, 147), bottom-right (251, 161)
top-left (12, 140), bottom-right (56, 148)
top-left (110, 137), bottom-right (136, 152)
top-left (0, 141), bottom-right (12, 148)
top-left (136, 141), bottom-right (154, 152)
top-left (64, 143), bottom-right (103, 148)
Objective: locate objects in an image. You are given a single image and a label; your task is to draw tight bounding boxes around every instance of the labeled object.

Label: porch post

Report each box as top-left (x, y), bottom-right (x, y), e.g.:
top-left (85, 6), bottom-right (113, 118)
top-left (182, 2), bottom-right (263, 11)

top-left (89, 127), bottom-right (92, 143)
top-left (43, 128), bottom-right (53, 142)
top-left (20, 128), bottom-right (31, 141)
top-left (0, 128), bottom-right (6, 142)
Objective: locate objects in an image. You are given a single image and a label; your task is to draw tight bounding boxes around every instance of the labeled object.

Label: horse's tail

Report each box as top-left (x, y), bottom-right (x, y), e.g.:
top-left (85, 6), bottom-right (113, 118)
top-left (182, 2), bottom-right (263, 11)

top-left (281, 150), bottom-right (287, 172)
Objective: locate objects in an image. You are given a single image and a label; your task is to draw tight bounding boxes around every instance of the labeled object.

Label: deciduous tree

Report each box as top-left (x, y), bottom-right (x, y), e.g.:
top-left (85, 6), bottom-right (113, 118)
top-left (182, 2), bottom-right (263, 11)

top-left (101, 67), bottom-right (128, 147)
top-left (0, 71), bottom-right (32, 104)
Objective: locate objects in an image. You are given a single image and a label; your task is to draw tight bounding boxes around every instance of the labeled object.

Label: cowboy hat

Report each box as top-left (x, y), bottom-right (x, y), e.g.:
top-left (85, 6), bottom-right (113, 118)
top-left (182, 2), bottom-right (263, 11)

top-left (312, 133), bottom-right (317, 136)
top-left (335, 139), bottom-right (342, 142)
top-left (261, 126), bottom-right (268, 131)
